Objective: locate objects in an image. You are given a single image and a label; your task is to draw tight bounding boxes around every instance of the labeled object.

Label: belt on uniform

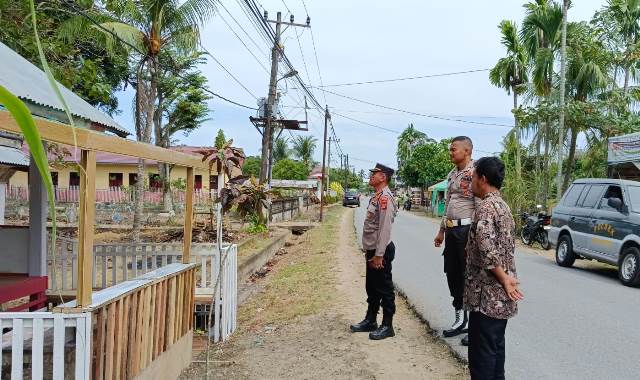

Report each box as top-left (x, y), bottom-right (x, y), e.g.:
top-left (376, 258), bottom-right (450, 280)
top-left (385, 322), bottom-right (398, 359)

top-left (446, 218), bottom-right (472, 228)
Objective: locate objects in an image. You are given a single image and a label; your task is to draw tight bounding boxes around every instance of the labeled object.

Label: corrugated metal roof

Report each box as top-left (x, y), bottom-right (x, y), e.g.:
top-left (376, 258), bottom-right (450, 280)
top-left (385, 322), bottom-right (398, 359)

top-left (0, 42), bottom-right (129, 137)
top-left (0, 145), bottom-right (29, 167)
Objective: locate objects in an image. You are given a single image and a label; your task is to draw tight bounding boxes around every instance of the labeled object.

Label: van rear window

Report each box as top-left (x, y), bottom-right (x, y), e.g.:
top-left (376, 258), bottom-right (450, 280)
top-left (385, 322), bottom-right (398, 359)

top-left (627, 186), bottom-right (640, 213)
top-left (563, 184), bottom-right (585, 207)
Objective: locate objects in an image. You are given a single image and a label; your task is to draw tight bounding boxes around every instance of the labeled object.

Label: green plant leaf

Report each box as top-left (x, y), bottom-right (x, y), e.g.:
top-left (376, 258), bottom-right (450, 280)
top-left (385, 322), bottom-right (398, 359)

top-left (0, 85), bottom-right (56, 256)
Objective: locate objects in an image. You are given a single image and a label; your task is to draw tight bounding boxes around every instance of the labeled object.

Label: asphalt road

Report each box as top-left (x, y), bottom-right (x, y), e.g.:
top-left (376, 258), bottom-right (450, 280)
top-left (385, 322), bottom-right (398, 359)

top-left (353, 201), bottom-right (640, 380)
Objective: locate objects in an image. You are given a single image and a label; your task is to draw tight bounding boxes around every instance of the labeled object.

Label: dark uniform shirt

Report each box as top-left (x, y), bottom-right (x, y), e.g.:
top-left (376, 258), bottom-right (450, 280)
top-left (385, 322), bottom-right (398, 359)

top-left (464, 191), bottom-right (518, 319)
top-left (362, 186), bottom-right (397, 256)
top-left (441, 160), bottom-right (478, 228)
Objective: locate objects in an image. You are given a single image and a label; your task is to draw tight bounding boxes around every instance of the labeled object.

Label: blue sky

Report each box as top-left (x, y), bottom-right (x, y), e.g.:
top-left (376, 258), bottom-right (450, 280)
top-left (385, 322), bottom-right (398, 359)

top-left (113, 0), bottom-right (606, 174)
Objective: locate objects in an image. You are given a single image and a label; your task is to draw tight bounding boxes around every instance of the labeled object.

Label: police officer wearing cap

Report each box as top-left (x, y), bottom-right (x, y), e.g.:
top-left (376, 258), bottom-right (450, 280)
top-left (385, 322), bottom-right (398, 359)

top-left (350, 163), bottom-right (398, 340)
top-left (434, 136), bottom-right (477, 345)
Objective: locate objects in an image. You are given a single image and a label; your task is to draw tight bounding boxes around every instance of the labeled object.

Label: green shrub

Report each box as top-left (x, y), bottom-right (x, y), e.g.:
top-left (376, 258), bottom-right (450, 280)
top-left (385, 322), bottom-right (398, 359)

top-left (246, 214), bottom-right (268, 234)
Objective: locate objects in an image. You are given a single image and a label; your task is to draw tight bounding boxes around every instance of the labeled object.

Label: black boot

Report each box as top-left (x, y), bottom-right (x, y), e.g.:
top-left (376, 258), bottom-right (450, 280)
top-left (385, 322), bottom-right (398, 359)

top-left (443, 309), bottom-right (468, 337)
top-left (369, 314), bottom-right (395, 340)
top-left (350, 308), bottom-right (378, 332)
top-left (461, 334), bottom-right (469, 346)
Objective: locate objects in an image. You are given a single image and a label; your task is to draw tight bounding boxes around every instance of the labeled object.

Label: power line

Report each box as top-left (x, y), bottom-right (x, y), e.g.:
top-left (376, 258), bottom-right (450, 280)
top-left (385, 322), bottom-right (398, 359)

top-left (318, 87), bottom-right (514, 128)
top-left (215, 2), bottom-right (270, 73)
top-left (63, 0), bottom-right (257, 110)
top-left (217, 0), bottom-right (268, 56)
top-left (332, 112), bottom-right (402, 134)
top-left (200, 47), bottom-right (259, 100)
top-left (317, 68), bottom-right (491, 88)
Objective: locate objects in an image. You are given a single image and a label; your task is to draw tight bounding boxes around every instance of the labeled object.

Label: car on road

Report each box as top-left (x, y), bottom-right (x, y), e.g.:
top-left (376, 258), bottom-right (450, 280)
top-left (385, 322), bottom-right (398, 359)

top-left (549, 178), bottom-right (640, 287)
top-left (343, 190), bottom-right (360, 207)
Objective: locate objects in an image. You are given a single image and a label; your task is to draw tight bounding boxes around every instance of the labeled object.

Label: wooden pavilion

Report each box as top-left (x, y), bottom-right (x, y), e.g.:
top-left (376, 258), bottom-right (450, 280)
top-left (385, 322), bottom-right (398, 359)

top-left (0, 41), bottom-right (211, 379)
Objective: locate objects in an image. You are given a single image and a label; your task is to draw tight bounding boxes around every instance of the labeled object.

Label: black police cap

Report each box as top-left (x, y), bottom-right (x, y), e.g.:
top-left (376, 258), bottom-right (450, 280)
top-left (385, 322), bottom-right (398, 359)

top-left (369, 163), bottom-right (394, 178)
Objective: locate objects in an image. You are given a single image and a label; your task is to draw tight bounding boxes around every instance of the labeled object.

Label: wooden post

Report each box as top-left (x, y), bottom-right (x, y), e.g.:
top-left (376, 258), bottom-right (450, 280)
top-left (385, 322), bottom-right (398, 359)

top-left (77, 150), bottom-right (96, 307)
top-left (183, 167), bottom-right (194, 264)
top-left (28, 153), bottom-right (48, 277)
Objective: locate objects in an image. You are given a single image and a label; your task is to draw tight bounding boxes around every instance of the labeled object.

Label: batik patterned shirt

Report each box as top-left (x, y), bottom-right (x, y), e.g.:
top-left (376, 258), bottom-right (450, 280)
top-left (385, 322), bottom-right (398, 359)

top-left (464, 191), bottom-right (518, 319)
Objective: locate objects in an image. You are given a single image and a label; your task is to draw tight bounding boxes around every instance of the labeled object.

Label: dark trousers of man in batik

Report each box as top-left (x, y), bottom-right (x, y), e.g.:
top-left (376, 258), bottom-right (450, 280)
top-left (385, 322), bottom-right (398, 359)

top-left (364, 242), bottom-right (396, 324)
top-left (468, 311), bottom-right (508, 380)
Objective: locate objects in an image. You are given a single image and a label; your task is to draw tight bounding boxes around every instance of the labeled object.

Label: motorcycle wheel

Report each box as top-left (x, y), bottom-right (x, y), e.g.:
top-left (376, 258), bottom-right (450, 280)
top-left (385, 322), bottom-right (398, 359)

top-left (520, 229), bottom-right (532, 245)
top-left (539, 231), bottom-right (551, 250)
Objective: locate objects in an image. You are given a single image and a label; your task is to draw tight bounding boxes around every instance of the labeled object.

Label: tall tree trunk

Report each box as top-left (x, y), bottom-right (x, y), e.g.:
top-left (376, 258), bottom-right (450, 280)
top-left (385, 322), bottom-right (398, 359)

top-left (153, 92), bottom-right (173, 212)
top-left (562, 125), bottom-right (579, 192)
top-left (132, 64), bottom-right (145, 242)
top-left (542, 120), bottom-right (551, 209)
top-left (624, 66), bottom-right (630, 94)
top-left (513, 90), bottom-right (521, 178)
top-left (132, 57), bottom-right (157, 242)
top-left (534, 122), bottom-right (542, 206)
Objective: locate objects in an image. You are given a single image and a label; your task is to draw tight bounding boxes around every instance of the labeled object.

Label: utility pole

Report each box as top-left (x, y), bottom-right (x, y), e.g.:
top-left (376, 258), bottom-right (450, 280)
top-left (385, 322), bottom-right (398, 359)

top-left (556, 0), bottom-right (569, 200)
top-left (259, 11), bottom-right (310, 185)
top-left (344, 154), bottom-right (349, 191)
top-left (320, 105), bottom-right (330, 222)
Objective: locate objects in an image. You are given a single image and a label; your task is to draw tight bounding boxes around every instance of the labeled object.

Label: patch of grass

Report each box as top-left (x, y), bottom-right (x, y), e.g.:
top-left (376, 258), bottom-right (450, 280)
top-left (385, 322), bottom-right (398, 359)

top-left (238, 207), bottom-right (344, 327)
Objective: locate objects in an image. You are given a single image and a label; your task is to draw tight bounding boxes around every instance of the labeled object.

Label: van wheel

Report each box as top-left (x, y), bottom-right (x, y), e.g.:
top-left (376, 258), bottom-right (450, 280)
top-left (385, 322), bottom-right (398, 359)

top-left (618, 247), bottom-right (640, 287)
top-left (556, 235), bottom-right (575, 267)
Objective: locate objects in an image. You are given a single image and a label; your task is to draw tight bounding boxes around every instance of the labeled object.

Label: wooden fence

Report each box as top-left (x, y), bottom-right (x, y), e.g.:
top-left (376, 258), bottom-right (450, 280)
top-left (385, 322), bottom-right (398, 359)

top-left (55, 263), bottom-right (196, 379)
top-left (48, 239), bottom-right (238, 343)
top-left (0, 312), bottom-right (92, 379)
top-left (269, 197), bottom-right (306, 222)
top-left (6, 186), bottom-right (216, 205)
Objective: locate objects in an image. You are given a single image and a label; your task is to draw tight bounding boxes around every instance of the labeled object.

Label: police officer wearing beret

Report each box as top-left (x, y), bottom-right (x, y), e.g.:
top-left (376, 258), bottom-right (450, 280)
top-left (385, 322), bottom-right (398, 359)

top-left (350, 163), bottom-right (398, 340)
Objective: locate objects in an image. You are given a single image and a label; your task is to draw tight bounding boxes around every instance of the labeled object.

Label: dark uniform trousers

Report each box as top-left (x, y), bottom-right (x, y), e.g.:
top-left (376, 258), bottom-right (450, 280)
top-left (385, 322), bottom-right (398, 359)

top-left (468, 311), bottom-right (508, 380)
top-left (443, 225), bottom-right (470, 310)
top-left (365, 242), bottom-right (396, 318)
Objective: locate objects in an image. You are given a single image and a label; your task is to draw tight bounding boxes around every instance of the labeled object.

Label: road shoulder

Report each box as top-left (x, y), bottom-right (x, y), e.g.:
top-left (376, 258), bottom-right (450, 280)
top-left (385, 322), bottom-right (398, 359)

top-left (182, 206), bottom-right (466, 379)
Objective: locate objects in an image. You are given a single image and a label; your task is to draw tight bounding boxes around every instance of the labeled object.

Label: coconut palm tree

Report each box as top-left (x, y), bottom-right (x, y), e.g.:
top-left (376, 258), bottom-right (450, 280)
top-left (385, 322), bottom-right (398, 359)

top-left (291, 135), bottom-right (317, 169)
top-left (490, 20), bottom-right (529, 179)
top-left (97, 0), bottom-right (215, 240)
top-left (605, 0), bottom-right (640, 93)
top-left (521, 0), bottom-right (563, 206)
top-left (273, 137), bottom-right (290, 163)
top-left (562, 23), bottom-right (610, 190)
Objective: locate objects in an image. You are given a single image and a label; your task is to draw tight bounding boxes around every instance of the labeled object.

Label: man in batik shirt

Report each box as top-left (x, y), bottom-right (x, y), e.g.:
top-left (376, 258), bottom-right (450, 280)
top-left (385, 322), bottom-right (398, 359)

top-left (464, 157), bottom-right (524, 380)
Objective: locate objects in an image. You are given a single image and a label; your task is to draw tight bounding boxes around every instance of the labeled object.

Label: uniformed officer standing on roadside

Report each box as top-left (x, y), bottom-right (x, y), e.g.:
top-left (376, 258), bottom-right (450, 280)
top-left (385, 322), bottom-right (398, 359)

top-left (350, 163), bottom-right (398, 340)
top-left (434, 136), bottom-right (476, 345)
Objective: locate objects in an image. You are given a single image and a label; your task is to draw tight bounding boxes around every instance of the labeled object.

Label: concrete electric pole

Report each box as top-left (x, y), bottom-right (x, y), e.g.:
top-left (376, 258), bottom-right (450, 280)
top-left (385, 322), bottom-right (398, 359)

top-left (320, 105), bottom-right (330, 221)
top-left (259, 11), bottom-right (310, 185)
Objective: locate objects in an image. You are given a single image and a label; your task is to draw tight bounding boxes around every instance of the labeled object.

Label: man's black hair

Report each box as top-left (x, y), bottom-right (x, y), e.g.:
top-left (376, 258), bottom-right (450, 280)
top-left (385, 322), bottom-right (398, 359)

top-left (474, 157), bottom-right (505, 189)
top-left (451, 136), bottom-right (473, 150)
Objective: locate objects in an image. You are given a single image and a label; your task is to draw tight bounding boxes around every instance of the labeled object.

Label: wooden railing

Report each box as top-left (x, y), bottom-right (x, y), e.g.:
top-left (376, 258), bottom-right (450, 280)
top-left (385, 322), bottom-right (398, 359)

top-left (0, 312), bottom-right (92, 379)
top-left (56, 263), bottom-right (196, 380)
top-left (6, 185), bottom-right (217, 205)
top-left (48, 238), bottom-right (228, 293)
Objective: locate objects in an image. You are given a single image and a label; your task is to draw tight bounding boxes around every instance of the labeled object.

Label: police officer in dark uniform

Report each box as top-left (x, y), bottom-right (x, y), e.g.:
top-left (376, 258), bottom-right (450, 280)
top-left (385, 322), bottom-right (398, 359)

top-left (350, 163), bottom-right (398, 340)
top-left (434, 136), bottom-right (477, 345)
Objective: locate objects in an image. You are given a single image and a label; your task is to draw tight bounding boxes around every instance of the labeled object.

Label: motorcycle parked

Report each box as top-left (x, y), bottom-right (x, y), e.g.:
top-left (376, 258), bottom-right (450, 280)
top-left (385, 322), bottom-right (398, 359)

top-left (520, 205), bottom-right (551, 250)
top-left (403, 199), bottom-right (412, 211)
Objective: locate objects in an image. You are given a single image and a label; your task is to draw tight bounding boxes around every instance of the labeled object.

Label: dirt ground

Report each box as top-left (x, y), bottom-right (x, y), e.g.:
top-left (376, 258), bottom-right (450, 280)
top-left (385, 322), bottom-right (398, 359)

top-left (181, 207), bottom-right (467, 380)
